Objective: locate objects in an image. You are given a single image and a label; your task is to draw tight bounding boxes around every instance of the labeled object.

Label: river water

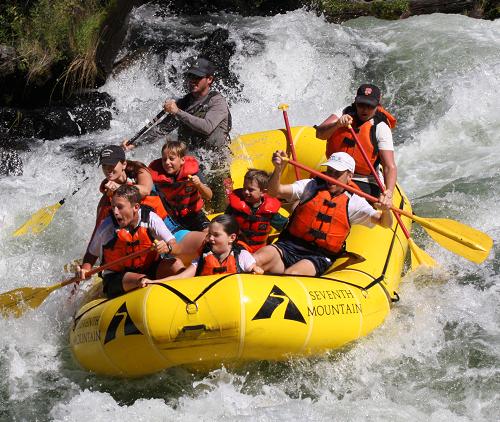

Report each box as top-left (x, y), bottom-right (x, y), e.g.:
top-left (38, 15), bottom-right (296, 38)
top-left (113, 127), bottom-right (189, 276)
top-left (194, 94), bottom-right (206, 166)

top-left (1, 5), bottom-right (499, 421)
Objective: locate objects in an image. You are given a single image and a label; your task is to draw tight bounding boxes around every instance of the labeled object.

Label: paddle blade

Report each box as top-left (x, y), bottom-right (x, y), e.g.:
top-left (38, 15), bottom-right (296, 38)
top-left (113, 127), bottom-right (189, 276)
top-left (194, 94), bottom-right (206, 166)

top-left (12, 202), bottom-right (62, 237)
top-left (0, 284), bottom-right (62, 318)
top-left (420, 218), bottom-right (493, 264)
top-left (408, 238), bottom-right (438, 269)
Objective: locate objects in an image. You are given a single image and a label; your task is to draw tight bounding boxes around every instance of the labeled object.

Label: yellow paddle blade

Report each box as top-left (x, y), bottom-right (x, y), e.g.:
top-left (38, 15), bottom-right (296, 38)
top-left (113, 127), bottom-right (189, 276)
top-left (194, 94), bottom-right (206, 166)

top-left (12, 202), bottom-right (62, 237)
top-left (408, 238), bottom-right (438, 269)
top-left (416, 217), bottom-right (493, 264)
top-left (0, 283), bottom-right (63, 318)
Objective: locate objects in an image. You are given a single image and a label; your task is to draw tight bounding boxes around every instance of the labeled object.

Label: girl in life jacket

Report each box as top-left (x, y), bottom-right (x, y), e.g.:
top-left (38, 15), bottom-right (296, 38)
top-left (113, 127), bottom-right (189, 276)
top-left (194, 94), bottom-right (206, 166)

top-left (315, 84), bottom-right (397, 208)
top-left (156, 214), bottom-right (263, 281)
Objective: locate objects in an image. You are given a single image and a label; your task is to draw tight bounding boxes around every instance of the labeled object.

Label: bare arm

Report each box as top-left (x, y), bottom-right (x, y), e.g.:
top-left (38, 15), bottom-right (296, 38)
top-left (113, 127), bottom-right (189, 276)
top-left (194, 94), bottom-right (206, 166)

top-left (315, 114), bottom-right (339, 139)
top-left (315, 114), bottom-right (353, 140)
top-left (134, 167), bottom-right (154, 197)
top-left (189, 175), bottom-right (213, 201)
top-left (77, 251), bottom-right (99, 279)
top-left (370, 207), bottom-right (393, 228)
top-left (379, 149), bottom-right (397, 206)
top-left (267, 151), bottom-right (294, 202)
top-left (152, 264), bottom-right (197, 282)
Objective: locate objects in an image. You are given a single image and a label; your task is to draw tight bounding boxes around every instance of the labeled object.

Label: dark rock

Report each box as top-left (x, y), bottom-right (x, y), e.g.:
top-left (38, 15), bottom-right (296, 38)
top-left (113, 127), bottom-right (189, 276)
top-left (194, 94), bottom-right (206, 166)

top-left (59, 142), bottom-right (102, 165)
top-left (0, 45), bottom-right (18, 78)
top-left (197, 28), bottom-right (242, 103)
top-left (0, 91), bottom-right (114, 140)
top-left (408, 0), bottom-right (475, 15)
top-left (96, 0), bottom-right (144, 77)
top-left (0, 149), bottom-right (23, 176)
top-left (161, 0), bottom-right (302, 16)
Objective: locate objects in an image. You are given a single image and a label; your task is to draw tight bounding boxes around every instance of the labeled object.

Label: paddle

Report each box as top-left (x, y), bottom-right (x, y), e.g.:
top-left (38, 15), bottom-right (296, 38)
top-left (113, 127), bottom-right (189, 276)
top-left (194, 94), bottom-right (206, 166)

top-left (346, 124), bottom-right (436, 269)
top-left (285, 158), bottom-right (493, 264)
top-left (278, 104), bottom-right (300, 180)
top-left (12, 176), bottom-right (89, 237)
top-left (126, 109), bottom-right (166, 145)
top-left (0, 248), bottom-right (152, 318)
top-left (12, 110), bottom-right (166, 237)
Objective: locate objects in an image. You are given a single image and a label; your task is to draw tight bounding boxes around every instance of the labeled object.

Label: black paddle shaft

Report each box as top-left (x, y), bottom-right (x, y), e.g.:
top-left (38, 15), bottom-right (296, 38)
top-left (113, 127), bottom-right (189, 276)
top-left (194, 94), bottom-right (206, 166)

top-left (126, 109), bottom-right (167, 146)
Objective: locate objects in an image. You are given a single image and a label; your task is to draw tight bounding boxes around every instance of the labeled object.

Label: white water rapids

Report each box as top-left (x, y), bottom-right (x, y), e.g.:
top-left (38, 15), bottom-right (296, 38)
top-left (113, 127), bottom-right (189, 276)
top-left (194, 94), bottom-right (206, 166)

top-left (0, 6), bottom-right (499, 421)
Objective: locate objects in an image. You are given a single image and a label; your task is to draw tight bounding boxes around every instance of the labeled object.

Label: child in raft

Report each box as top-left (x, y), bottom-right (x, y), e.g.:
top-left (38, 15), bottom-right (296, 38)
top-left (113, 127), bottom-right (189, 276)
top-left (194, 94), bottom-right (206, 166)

top-left (148, 140), bottom-right (213, 232)
top-left (154, 214), bottom-right (263, 281)
top-left (225, 168), bottom-right (288, 252)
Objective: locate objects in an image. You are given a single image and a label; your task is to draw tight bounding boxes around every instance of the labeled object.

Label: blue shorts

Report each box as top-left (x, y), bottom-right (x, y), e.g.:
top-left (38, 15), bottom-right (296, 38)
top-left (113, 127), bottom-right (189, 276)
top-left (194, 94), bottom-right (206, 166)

top-left (164, 216), bottom-right (190, 242)
top-left (273, 239), bottom-right (333, 276)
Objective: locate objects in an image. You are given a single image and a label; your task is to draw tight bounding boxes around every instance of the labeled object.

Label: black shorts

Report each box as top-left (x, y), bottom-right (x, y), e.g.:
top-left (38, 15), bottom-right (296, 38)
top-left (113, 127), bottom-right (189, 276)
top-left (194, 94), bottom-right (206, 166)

top-left (355, 180), bottom-right (381, 197)
top-left (273, 239), bottom-right (333, 276)
top-left (180, 211), bottom-right (210, 231)
top-left (102, 261), bottom-right (161, 299)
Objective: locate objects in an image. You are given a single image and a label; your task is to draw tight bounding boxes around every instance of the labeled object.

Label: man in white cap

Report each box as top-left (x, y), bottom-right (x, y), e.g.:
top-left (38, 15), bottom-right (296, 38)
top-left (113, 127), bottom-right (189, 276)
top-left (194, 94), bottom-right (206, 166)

top-left (253, 151), bottom-right (393, 276)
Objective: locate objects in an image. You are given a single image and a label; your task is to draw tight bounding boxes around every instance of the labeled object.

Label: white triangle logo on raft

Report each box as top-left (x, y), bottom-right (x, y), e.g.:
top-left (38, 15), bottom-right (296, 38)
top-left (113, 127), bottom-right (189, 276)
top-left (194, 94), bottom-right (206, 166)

top-left (104, 302), bottom-right (143, 344)
top-left (252, 285), bottom-right (306, 324)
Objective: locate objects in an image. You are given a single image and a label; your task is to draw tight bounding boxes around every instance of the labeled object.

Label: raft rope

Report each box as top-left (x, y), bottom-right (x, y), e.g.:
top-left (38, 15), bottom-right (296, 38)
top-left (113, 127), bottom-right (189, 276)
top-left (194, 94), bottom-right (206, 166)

top-left (73, 190), bottom-right (407, 324)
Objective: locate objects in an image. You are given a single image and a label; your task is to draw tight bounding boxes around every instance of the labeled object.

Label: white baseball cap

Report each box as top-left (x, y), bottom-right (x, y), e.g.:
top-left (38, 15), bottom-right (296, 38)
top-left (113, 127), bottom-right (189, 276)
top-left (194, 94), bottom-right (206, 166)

top-left (321, 152), bottom-right (355, 173)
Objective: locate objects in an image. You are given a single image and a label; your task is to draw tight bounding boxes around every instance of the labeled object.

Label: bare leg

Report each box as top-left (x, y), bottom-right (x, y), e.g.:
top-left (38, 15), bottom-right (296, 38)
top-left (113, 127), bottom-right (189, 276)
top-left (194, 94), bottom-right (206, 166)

top-left (284, 259), bottom-right (316, 276)
top-left (156, 258), bottom-right (185, 278)
top-left (122, 272), bottom-right (148, 292)
top-left (176, 231), bottom-right (206, 266)
top-left (253, 245), bottom-right (286, 274)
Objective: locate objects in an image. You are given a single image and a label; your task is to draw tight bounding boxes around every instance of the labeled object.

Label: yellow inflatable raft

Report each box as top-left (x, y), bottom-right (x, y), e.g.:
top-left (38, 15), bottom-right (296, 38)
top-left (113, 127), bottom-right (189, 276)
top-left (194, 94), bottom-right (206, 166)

top-left (70, 126), bottom-right (412, 377)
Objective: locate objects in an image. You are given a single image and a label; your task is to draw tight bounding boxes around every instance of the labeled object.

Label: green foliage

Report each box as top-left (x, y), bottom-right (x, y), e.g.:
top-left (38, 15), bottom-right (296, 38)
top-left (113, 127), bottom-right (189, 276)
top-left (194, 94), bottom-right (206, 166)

top-left (482, 0), bottom-right (500, 20)
top-left (315, 0), bottom-right (409, 20)
top-left (369, 0), bottom-right (409, 20)
top-left (0, 4), bottom-right (27, 44)
top-left (0, 0), bottom-right (109, 91)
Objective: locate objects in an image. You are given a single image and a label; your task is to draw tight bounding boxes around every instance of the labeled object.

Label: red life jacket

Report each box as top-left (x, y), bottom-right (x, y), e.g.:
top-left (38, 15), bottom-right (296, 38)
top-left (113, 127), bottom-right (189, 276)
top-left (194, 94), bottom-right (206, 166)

top-left (102, 206), bottom-right (158, 273)
top-left (326, 105), bottom-right (397, 175)
top-left (195, 245), bottom-right (243, 276)
top-left (286, 186), bottom-right (351, 255)
top-left (228, 189), bottom-right (281, 252)
top-left (96, 178), bottom-right (168, 227)
top-left (148, 156), bottom-right (204, 218)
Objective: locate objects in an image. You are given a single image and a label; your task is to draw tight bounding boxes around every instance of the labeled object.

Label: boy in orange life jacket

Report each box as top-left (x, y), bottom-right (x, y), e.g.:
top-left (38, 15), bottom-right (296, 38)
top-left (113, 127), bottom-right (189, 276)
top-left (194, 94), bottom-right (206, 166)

top-left (157, 214), bottom-right (263, 281)
top-left (315, 84), bottom-right (397, 209)
top-left (253, 151), bottom-right (393, 277)
top-left (148, 140), bottom-right (212, 232)
top-left (77, 185), bottom-right (186, 299)
top-left (225, 168), bottom-right (288, 252)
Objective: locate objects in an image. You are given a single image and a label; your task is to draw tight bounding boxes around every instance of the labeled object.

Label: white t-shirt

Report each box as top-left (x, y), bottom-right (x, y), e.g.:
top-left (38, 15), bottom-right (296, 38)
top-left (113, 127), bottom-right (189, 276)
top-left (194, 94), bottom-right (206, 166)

top-left (192, 248), bottom-right (256, 272)
top-left (291, 178), bottom-right (378, 227)
top-left (88, 209), bottom-right (174, 258)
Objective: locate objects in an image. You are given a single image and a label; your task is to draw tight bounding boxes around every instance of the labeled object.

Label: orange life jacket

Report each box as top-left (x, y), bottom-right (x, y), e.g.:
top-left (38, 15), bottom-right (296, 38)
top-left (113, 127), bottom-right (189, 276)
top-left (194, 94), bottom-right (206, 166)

top-left (286, 185), bottom-right (351, 255)
top-left (148, 156), bottom-right (204, 218)
top-left (195, 245), bottom-right (243, 276)
top-left (96, 178), bottom-right (168, 227)
top-left (326, 105), bottom-right (396, 175)
top-left (228, 189), bottom-right (281, 252)
top-left (102, 206), bottom-right (158, 273)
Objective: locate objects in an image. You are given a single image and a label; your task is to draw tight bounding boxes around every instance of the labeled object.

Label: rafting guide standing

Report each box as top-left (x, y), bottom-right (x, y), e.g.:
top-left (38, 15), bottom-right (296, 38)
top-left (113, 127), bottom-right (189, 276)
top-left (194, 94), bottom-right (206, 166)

top-left (124, 57), bottom-right (231, 212)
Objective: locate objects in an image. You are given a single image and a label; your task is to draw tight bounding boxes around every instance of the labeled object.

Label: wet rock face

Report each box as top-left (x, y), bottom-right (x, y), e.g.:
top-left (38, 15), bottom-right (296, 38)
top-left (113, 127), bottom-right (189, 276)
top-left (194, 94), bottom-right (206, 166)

top-left (0, 92), bottom-right (114, 140)
top-left (0, 45), bottom-right (18, 79)
top-left (0, 150), bottom-right (23, 176)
